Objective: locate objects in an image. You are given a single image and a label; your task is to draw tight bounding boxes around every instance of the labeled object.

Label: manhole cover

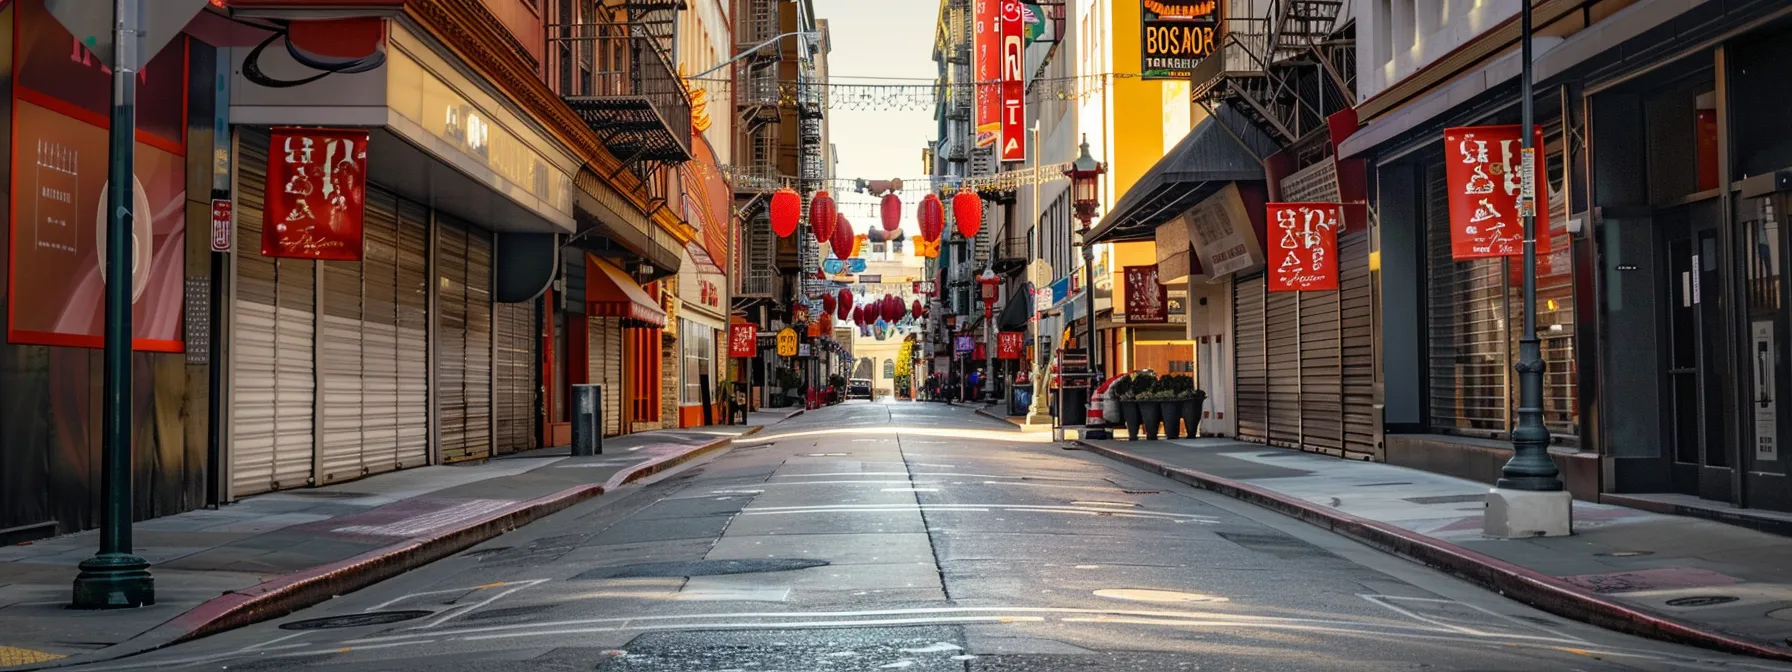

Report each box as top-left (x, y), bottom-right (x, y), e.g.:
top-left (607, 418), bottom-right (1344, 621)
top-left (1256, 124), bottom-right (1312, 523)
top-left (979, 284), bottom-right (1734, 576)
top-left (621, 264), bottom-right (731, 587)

top-left (572, 558), bottom-right (829, 581)
top-left (278, 610), bottom-right (433, 630)
top-left (1594, 550), bottom-right (1654, 558)
top-left (1664, 595), bottom-right (1740, 607)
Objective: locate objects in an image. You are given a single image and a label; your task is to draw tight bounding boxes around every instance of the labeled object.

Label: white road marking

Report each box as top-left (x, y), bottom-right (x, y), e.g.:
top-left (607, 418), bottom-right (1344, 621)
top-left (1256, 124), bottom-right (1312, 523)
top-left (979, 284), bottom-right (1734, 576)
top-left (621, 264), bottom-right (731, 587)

top-left (412, 579), bottom-right (551, 629)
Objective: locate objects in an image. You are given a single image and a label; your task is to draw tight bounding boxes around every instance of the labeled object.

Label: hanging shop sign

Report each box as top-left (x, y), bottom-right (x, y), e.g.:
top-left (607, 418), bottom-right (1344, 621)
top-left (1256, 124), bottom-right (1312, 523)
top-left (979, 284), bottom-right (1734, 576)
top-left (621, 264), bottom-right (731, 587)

top-left (1123, 265), bottom-right (1168, 324)
top-left (974, 0), bottom-right (1001, 147)
top-left (775, 327), bottom-right (800, 357)
top-left (997, 331), bottom-right (1024, 359)
top-left (999, 0), bottom-right (1027, 162)
top-left (1266, 203), bottom-right (1341, 292)
top-left (1141, 0), bottom-right (1220, 80)
top-left (262, 127), bottom-right (369, 261)
top-left (1185, 184), bottom-right (1264, 277)
top-left (729, 323), bottom-right (758, 358)
top-left (211, 199), bottom-right (233, 252)
top-left (1444, 125), bottom-right (1552, 260)
top-left (8, 0), bottom-right (190, 351)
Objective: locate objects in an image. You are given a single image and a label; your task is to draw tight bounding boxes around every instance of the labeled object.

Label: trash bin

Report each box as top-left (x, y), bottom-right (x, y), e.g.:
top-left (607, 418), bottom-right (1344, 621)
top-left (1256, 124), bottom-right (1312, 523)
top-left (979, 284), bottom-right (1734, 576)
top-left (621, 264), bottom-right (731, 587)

top-left (571, 384), bottom-right (603, 456)
top-left (1058, 387), bottom-right (1088, 426)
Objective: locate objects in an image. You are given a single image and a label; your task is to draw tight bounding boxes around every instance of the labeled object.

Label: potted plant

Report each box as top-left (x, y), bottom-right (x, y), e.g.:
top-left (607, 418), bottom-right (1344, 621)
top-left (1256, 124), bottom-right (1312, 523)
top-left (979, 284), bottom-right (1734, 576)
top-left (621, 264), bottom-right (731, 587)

top-left (1110, 375), bottom-right (1140, 440)
top-left (1158, 374), bottom-right (1192, 440)
top-left (1132, 372), bottom-right (1161, 440)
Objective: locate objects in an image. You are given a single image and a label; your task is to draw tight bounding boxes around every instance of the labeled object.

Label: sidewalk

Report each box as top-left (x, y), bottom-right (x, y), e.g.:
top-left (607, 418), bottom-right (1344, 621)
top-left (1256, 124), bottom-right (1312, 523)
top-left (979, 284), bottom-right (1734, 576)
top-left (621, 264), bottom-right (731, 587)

top-left (1081, 437), bottom-right (1792, 662)
top-left (0, 418), bottom-right (789, 670)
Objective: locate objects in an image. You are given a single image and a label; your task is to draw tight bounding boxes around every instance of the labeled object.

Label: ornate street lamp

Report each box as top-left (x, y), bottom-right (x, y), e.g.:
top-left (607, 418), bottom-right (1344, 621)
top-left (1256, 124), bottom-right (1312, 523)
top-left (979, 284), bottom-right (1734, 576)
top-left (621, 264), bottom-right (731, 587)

top-left (977, 268), bottom-right (1002, 400)
top-left (1063, 136), bottom-right (1106, 388)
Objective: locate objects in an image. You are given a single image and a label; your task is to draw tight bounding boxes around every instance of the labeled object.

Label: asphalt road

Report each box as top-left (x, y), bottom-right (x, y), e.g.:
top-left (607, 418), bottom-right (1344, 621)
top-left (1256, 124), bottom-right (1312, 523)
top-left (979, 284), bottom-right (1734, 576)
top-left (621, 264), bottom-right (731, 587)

top-left (73, 401), bottom-right (1792, 671)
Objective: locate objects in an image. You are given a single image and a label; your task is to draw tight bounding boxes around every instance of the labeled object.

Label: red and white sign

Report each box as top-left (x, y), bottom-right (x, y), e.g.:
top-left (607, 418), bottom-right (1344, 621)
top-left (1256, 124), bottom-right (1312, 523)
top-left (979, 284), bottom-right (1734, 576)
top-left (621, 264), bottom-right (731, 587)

top-left (1123, 265), bottom-right (1168, 323)
top-left (1266, 203), bottom-right (1340, 292)
top-left (973, 0), bottom-right (1000, 148)
top-left (1444, 125), bottom-right (1551, 260)
top-left (997, 331), bottom-right (1024, 360)
top-left (998, 0), bottom-right (1026, 162)
top-left (262, 127), bottom-right (369, 261)
top-left (728, 323), bottom-right (758, 358)
top-left (913, 280), bottom-right (937, 296)
top-left (210, 199), bottom-right (233, 252)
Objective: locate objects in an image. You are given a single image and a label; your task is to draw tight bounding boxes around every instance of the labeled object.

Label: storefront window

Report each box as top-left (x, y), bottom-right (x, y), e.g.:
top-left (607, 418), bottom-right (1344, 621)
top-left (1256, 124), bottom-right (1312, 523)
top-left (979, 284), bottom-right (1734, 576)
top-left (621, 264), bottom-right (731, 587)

top-left (682, 320), bottom-right (714, 404)
top-left (1426, 141), bottom-right (1579, 442)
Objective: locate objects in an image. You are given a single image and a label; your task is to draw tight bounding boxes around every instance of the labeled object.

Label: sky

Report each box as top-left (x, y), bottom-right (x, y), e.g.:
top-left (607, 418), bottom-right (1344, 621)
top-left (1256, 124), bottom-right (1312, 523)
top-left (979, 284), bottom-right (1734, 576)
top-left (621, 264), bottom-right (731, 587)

top-left (811, 0), bottom-right (938, 235)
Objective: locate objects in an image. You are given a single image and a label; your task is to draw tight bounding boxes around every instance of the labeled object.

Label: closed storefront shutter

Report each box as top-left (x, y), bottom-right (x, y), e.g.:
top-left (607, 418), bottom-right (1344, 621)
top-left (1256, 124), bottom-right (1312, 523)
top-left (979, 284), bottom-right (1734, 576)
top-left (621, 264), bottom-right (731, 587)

top-left (494, 302), bottom-right (536, 454)
top-left (1265, 289), bottom-right (1301, 446)
top-left (1298, 286), bottom-right (1342, 454)
top-left (231, 129), bottom-right (317, 496)
top-left (1340, 231), bottom-right (1377, 456)
top-left (317, 207), bottom-right (372, 483)
top-left (436, 216), bottom-right (495, 462)
top-left (316, 187), bottom-right (413, 483)
top-left (588, 316), bottom-right (625, 436)
top-left (396, 200), bottom-right (431, 468)
top-left (1234, 275), bottom-right (1268, 441)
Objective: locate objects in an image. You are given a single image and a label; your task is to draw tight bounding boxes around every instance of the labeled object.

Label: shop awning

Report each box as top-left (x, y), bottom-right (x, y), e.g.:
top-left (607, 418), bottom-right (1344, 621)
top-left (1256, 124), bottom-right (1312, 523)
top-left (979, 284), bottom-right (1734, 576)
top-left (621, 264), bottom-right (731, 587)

top-left (1087, 106), bottom-right (1277, 245)
top-left (588, 256), bottom-right (667, 328)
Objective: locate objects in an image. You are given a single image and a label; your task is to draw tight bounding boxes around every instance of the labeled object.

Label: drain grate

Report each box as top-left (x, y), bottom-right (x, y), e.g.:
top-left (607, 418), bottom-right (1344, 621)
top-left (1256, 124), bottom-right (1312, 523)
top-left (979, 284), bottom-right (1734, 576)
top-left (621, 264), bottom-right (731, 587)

top-left (278, 610), bottom-right (433, 630)
top-left (1665, 595), bottom-right (1739, 607)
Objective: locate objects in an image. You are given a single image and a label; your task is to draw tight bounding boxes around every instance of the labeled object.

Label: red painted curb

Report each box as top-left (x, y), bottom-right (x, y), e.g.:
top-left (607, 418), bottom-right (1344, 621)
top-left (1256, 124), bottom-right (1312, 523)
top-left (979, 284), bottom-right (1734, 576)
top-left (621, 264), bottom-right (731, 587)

top-left (1080, 441), bottom-right (1792, 663)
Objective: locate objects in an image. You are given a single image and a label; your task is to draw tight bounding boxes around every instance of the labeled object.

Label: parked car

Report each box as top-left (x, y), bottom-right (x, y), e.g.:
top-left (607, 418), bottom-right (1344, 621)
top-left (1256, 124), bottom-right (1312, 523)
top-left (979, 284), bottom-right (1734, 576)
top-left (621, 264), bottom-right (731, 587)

top-left (848, 379), bottom-right (873, 400)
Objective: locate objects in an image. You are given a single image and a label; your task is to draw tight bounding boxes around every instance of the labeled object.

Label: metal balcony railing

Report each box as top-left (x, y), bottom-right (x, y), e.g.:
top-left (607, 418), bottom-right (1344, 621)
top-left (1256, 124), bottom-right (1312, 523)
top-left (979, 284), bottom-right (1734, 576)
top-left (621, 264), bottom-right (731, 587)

top-left (552, 21), bottom-right (693, 165)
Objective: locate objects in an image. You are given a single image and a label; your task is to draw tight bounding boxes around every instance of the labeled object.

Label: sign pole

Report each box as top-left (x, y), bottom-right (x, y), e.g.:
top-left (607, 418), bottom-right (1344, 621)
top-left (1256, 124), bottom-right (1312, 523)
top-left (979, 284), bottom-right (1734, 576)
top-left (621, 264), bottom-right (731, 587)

top-left (73, 0), bottom-right (153, 609)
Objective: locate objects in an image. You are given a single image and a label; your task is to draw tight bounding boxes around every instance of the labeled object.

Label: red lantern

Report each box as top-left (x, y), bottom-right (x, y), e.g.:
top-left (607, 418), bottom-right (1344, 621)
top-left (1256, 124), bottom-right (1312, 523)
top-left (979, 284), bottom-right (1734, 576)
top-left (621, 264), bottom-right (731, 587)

top-left (911, 299), bottom-right (923, 319)
top-left (811, 191), bottom-right (837, 244)
top-left (886, 295), bottom-right (901, 322)
top-left (852, 306), bottom-right (864, 326)
top-left (837, 288), bottom-right (854, 319)
top-left (918, 193), bottom-right (944, 243)
top-left (770, 187), bottom-right (801, 238)
top-left (831, 215), bottom-right (854, 261)
top-left (821, 292), bottom-right (836, 315)
top-left (880, 193), bottom-right (902, 232)
top-left (953, 190), bottom-right (982, 239)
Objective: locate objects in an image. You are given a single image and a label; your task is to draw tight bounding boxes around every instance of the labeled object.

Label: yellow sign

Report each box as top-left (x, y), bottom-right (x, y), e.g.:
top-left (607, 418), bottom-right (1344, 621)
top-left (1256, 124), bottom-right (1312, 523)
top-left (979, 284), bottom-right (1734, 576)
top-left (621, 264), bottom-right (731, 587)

top-left (776, 328), bottom-right (799, 357)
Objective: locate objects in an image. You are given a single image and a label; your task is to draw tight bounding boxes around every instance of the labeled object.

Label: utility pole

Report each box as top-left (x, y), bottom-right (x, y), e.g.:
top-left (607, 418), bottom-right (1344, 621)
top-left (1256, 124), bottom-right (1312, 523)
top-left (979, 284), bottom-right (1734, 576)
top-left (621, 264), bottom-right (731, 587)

top-left (73, 0), bottom-right (153, 608)
top-left (1486, 0), bottom-right (1570, 538)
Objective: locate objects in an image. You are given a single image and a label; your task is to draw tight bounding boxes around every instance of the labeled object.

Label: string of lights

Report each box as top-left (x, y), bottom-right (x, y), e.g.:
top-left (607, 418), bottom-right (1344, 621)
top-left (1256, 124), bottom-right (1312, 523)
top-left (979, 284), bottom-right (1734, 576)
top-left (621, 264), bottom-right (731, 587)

top-left (691, 72), bottom-right (1140, 111)
top-left (690, 162), bottom-right (1067, 197)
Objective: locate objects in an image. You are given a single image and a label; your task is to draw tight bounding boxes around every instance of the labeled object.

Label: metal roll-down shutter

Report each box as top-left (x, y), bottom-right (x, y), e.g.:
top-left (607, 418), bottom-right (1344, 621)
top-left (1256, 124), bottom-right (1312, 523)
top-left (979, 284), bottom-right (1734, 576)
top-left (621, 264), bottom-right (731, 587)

top-left (1233, 275), bottom-right (1267, 441)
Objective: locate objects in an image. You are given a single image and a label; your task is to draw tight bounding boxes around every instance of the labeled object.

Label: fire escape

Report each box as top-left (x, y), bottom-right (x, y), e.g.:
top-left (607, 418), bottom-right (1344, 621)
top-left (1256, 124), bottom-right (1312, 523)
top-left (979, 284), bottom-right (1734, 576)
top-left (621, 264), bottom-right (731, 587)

top-left (733, 0), bottom-right (782, 298)
top-left (551, 0), bottom-right (694, 185)
top-left (1190, 0), bottom-right (1354, 161)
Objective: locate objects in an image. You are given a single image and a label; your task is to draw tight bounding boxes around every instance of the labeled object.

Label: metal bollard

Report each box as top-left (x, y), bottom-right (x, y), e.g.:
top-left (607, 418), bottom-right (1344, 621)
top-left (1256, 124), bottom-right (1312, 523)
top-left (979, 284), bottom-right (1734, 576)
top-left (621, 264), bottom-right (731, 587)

top-left (572, 384), bottom-right (603, 456)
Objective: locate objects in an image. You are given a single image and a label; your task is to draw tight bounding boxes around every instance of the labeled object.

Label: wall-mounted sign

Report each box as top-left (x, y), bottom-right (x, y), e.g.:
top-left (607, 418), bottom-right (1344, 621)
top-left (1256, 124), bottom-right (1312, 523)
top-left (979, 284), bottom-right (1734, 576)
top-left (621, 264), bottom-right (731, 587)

top-left (729, 323), bottom-right (758, 358)
top-left (1186, 184), bottom-right (1264, 277)
top-left (776, 328), bottom-right (799, 357)
top-left (997, 331), bottom-right (1024, 359)
top-left (999, 0), bottom-right (1027, 162)
top-left (1141, 0), bottom-right (1220, 80)
top-left (1444, 125), bottom-right (1551, 260)
top-left (210, 199), bottom-right (233, 252)
top-left (974, 0), bottom-right (1001, 147)
top-left (1266, 202), bottom-right (1340, 292)
top-left (262, 127), bottom-right (369, 261)
top-left (1123, 265), bottom-right (1168, 323)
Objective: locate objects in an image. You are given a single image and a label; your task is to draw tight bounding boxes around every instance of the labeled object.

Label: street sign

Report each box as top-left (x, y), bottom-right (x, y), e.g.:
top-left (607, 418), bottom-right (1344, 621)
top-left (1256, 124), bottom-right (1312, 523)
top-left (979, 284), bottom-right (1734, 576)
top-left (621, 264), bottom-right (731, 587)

top-left (210, 199), bottom-right (233, 252)
top-left (775, 328), bottom-right (799, 357)
top-left (46, 0), bottom-right (210, 70)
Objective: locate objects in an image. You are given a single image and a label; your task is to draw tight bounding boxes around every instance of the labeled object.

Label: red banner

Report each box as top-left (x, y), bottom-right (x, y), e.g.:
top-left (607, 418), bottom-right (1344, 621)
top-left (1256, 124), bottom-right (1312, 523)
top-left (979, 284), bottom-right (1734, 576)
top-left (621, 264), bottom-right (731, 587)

top-left (997, 331), bottom-right (1024, 360)
top-left (973, 0), bottom-right (1000, 147)
top-left (1444, 125), bottom-right (1551, 260)
top-left (998, 0), bottom-right (1026, 162)
top-left (1266, 203), bottom-right (1340, 292)
top-left (262, 127), bottom-right (369, 261)
top-left (1123, 265), bottom-right (1168, 323)
top-left (728, 323), bottom-right (758, 358)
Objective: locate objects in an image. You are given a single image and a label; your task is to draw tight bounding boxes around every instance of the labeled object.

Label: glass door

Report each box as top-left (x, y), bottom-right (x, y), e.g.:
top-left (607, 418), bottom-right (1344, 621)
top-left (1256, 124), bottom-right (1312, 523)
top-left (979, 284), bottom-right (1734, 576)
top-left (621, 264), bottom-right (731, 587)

top-left (1742, 192), bottom-right (1792, 511)
top-left (1662, 201), bottom-right (1732, 501)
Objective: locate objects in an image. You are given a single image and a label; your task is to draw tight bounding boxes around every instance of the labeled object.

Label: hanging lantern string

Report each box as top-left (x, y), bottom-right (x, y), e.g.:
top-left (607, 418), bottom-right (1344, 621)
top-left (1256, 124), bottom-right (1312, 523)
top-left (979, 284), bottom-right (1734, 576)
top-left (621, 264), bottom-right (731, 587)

top-left (690, 72), bottom-right (1138, 112)
top-left (692, 163), bottom-right (1068, 199)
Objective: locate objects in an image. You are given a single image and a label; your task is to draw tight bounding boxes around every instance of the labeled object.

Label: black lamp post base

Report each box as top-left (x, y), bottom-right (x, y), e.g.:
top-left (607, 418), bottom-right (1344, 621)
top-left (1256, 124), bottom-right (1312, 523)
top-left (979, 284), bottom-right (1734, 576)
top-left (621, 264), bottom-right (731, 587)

top-left (72, 553), bottom-right (155, 609)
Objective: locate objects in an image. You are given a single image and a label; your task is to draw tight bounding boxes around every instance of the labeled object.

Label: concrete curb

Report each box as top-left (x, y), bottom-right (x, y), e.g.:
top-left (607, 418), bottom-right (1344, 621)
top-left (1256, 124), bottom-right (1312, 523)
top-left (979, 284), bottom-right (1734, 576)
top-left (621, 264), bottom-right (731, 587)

top-left (971, 406), bottom-right (1051, 432)
top-left (5, 432), bottom-right (755, 672)
top-left (1079, 441), bottom-right (1792, 663)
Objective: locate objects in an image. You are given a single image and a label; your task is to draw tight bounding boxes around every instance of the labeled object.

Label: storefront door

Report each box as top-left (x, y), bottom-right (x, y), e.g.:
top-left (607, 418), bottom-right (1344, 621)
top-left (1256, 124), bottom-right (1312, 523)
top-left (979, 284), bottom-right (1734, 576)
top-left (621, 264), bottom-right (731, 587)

top-left (1662, 201), bottom-right (1733, 501)
top-left (1739, 189), bottom-right (1792, 511)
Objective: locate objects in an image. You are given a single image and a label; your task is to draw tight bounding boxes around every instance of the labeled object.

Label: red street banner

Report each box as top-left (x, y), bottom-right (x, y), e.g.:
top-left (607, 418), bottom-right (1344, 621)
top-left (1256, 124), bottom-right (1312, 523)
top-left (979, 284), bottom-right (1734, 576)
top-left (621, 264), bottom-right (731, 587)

top-left (1123, 265), bottom-right (1168, 323)
top-left (1444, 125), bottom-right (1551, 260)
top-left (262, 127), bottom-right (369, 260)
top-left (973, 0), bottom-right (1000, 148)
top-left (728, 323), bottom-right (758, 358)
top-left (998, 0), bottom-right (1026, 162)
top-left (1267, 202), bottom-right (1340, 292)
top-left (997, 331), bottom-right (1024, 360)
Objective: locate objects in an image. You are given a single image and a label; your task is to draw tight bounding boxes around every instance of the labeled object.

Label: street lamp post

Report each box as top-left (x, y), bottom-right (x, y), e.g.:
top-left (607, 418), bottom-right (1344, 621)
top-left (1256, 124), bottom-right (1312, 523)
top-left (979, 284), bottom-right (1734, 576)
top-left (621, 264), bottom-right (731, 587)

top-left (73, 0), bottom-right (154, 609)
top-left (978, 269), bottom-right (1001, 402)
top-left (1487, 0), bottom-right (1570, 538)
top-left (1064, 136), bottom-right (1106, 388)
